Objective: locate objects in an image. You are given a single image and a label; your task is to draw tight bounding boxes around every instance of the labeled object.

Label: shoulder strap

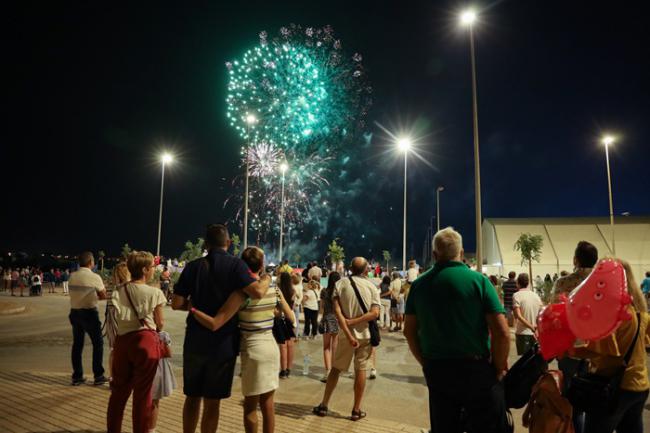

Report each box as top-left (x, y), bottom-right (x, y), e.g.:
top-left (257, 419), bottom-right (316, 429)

top-left (622, 312), bottom-right (641, 366)
top-left (122, 283), bottom-right (153, 330)
top-left (349, 276), bottom-right (369, 314)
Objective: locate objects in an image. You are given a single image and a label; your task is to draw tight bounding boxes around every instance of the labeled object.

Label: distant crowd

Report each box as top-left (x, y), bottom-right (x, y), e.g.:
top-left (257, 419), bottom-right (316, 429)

top-left (2, 266), bottom-right (71, 296)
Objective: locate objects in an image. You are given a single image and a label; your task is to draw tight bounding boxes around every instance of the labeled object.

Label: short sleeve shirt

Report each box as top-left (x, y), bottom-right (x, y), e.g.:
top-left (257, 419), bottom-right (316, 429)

top-left (405, 261), bottom-right (505, 360)
top-left (501, 279), bottom-right (518, 310)
top-left (112, 283), bottom-right (167, 335)
top-left (174, 249), bottom-right (256, 359)
top-left (68, 267), bottom-right (106, 309)
top-left (334, 276), bottom-right (381, 340)
top-left (512, 289), bottom-right (543, 335)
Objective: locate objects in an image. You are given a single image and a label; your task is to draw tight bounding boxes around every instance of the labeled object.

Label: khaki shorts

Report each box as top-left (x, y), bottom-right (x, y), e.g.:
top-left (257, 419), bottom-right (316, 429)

top-left (333, 337), bottom-right (372, 372)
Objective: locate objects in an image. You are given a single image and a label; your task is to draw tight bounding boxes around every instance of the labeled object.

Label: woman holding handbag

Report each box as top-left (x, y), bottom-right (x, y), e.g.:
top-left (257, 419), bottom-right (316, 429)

top-left (107, 251), bottom-right (167, 433)
top-left (191, 247), bottom-right (294, 433)
top-left (570, 259), bottom-right (650, 433)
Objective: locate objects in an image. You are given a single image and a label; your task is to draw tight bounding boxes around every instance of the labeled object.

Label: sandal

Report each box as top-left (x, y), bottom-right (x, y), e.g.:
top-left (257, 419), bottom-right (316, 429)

top-left (350, 409), bottom-right (366, 421)
top-left (312, 404), bottom-right (328, 417)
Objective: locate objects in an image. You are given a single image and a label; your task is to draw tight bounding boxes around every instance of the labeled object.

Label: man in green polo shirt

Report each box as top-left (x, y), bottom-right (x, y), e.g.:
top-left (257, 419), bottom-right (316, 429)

top-left (404, 227), bottom-right (510, 433)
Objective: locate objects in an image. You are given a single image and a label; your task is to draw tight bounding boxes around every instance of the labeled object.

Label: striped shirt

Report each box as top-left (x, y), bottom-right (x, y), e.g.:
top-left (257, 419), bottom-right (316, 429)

top-left (238, 287), bottom-right (277, 333)
top-left (68, 267), bottom-right (105, 309)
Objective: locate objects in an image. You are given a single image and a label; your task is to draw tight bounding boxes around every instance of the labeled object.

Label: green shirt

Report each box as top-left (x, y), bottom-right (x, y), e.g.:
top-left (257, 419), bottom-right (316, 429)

top-left (405, 261), bottom-right (505, 360)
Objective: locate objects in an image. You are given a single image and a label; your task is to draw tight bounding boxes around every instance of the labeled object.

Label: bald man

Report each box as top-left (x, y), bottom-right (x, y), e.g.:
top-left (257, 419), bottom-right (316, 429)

top-left (313, 257), bottom-right (380, 421)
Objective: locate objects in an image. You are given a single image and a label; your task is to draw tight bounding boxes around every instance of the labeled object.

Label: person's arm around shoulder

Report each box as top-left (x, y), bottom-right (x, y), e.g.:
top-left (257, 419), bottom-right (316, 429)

top-left (191, 291), bottom-right (247, 331)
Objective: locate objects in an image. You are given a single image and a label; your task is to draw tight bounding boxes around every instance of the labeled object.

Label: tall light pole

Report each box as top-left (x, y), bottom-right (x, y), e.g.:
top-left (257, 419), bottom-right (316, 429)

top-left (602, 135), bottom-right (616, 255)
top-left (398, 137), bottom-right (412, 272)
top-left (156, 153), bottom-right (173, 257)
top-left (436, 186), bottom-right (444, 232)
top-left (278, 162), bottom-right (289, 262)
top-left (461, 9), bottom-right (483, 272)
top-left (243, 114), bottom-right (257, 249)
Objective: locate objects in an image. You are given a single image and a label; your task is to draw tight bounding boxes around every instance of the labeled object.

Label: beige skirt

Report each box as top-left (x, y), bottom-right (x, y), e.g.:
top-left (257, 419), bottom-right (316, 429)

top-left (240, 330), bottom-right (280, 397)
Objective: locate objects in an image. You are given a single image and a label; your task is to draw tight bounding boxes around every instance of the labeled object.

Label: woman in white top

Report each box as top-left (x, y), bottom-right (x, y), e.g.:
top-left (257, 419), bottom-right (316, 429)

top-left (302, 277), bottom-right (320, 338)
top-left (107, 251), bottom-right (166, 433)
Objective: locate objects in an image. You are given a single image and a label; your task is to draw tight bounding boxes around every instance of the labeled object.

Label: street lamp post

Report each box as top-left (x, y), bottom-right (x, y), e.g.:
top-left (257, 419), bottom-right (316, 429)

top-left (461, 9), bottom-right (483, 273)
top-left (398, 137), bottom-right (412, 272)
top-left (436, 186), bottom-right (444, 232)
top-left (278, 162), bottom-right (288, 262)
top-left (243, 114), bottom-right (257, 249)
top-left (156, 153), bottom-right (173, 257)
top-left (602, 135), bottom-right (616, 255)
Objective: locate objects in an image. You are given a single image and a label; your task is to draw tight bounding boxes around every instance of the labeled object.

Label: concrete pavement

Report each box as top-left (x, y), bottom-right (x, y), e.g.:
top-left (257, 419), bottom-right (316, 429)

top-left (0, 291), bottom-right (648, 432)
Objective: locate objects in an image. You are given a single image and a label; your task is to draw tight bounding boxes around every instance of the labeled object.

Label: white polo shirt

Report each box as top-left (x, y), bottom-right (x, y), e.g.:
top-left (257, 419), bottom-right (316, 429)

top-left (68, 267), bottom-right (106, 309)
top-left (335, 276), bottom-right (381, 340)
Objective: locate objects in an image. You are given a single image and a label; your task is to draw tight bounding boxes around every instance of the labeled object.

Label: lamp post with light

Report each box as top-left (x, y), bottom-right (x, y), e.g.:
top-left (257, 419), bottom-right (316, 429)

top-left (243, 114), bottom-right (257, 249)
top-left (460, 9), bottom-right (484, 272)
top-left (602, 135), bottom-right (616, 254)
top-left (398, 137), bottom-right (412, 272)
top-left (156, 153), bottom-right (173, 257)
top-left (278, 162), bottom-right (289, 262)
top-left (436, 186), bottom-right (444, 232)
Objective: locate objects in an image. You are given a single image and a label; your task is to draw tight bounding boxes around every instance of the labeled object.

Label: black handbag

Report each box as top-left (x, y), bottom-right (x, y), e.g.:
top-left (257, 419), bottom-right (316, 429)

top-left (503, 342), bottom-right (548, 408)
top-left (272, 288), bottom-right (296, 344)
top-left (566, 312), bottom-right (640, 413)
top-left (349, 276), bottom-right (381, 347)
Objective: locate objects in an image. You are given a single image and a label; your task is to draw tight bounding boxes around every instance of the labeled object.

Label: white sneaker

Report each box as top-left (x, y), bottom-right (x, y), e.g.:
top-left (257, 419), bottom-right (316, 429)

top-left (369, 368), bottom-right (377, 379)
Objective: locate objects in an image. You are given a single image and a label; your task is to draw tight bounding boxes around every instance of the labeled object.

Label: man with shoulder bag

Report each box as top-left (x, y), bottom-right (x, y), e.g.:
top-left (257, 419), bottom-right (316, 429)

top-left (313, 257), bottom-right (380, 422)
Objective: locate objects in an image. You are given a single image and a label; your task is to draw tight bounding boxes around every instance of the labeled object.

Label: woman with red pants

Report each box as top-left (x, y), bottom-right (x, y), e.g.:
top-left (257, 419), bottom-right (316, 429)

top-left (107, 251), bottom-right (166, 433)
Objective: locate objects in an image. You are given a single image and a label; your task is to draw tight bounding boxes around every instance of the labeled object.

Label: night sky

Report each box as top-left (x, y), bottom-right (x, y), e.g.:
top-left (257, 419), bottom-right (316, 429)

top-left (5, 1), bottom-right (650, 264)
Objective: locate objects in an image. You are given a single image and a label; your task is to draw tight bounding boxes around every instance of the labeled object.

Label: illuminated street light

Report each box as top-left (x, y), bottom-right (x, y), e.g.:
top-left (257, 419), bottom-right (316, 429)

top-left (157, 152), bottom-right (174, 257)
top-left (460, 9), bottom-right (477, 25)
top-left (460, 8), bottom-right (484, 272)
top-left (602, 134), bottom-right (617, 254)
top-left (397, 137), bottom-right (413, 272)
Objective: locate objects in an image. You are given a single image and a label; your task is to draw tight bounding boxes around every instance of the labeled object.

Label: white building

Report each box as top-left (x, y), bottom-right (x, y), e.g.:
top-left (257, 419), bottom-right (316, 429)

top-left (481, 217), bottom-right (650, 281)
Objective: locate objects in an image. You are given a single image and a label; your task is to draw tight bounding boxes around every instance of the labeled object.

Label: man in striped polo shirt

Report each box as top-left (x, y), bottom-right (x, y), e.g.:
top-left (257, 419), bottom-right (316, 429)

top-left (68, 251), bottom-right (107, 386)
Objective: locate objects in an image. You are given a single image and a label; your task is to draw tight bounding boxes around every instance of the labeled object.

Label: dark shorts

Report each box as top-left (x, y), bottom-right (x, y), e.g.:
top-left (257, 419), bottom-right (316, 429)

top-left (515, 334), bottom-right (536, 356)
top-left (183, 352), bottom-right (236, 399)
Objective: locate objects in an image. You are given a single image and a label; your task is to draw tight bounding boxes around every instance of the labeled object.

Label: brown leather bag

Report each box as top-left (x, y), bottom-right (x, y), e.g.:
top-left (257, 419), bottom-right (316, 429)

top-left (522, 371), bottom-right (574, 433)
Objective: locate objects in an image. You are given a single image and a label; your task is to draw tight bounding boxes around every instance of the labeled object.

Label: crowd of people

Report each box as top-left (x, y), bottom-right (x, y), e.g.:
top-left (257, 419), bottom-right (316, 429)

top-left (36, 221), bottom-right (649, 433)
top-left (1, 266), bottom-right (71, 296)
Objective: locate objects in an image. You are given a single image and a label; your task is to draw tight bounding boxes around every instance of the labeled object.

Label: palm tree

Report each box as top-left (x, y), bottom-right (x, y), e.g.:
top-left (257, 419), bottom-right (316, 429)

top-left (382, 250), bottom-right (391, 273)
top-left (514, 233), bottom-right (544, 281)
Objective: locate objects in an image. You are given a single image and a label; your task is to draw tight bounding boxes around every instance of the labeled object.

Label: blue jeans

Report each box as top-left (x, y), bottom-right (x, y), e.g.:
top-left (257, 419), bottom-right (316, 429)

top-left (69, 308), bottom-right (104, 380)
top-left (583, 389), bottom-right (649, 433)
top-left (423, 358), bottom-right (507, 433)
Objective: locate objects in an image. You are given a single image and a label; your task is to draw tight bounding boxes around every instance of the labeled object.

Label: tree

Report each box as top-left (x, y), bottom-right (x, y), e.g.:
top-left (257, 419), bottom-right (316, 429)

top-left (328, 239), bottom-right (345, 270)
top-left (98, 250), bottom-right (105, 271)
top-left (180, 238), bottom-right (204, 262)
top-left (121, 243), bottom-right (132, 260)
top-left (231, 234), bottom-right (241, 256)
top-left (382, 250), bottom-right (391, 272)
top-left (514, 233), bottom-right (544, 282)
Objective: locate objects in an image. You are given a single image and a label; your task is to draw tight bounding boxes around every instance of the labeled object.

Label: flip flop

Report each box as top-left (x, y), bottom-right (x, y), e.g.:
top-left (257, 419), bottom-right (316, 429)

top-left (312, 404), bottom-right (328, 417)
top-left (350, 409), bottom-right (366, 421)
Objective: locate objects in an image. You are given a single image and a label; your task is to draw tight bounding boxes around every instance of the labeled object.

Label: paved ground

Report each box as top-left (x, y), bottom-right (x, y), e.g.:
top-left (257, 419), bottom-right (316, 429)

top-left (0, 291), bottom-right (648, 432)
